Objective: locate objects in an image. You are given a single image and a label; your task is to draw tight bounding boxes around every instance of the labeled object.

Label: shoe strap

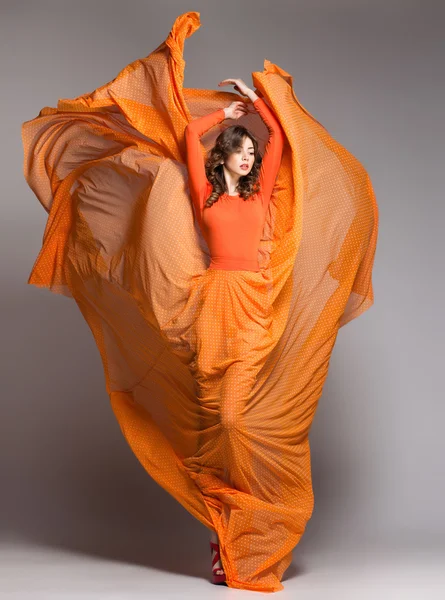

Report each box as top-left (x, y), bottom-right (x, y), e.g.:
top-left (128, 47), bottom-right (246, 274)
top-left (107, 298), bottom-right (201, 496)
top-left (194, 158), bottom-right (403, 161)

top-left (210, 541), bottom-right (221, 568)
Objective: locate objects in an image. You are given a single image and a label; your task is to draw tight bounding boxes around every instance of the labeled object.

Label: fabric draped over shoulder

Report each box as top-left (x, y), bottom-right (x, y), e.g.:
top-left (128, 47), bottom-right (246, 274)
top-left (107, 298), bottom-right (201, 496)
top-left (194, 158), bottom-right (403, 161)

top-left (21, 11), bottom-right (378, 593)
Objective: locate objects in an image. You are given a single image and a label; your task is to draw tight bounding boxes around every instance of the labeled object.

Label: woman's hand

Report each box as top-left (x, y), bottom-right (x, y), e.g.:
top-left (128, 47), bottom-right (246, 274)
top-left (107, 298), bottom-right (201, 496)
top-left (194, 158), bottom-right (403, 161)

top-left (223, 101), bottom-right (248, 120)
top-left (218, 78), bottom-right (259, 118)
top-left (218, 78), bottom-right (251, 97)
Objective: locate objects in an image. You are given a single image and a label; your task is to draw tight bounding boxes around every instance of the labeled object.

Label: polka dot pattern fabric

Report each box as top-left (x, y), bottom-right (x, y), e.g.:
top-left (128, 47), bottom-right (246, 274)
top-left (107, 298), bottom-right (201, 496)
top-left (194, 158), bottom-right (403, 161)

top-left (21, 11), bottom-right (379, 592)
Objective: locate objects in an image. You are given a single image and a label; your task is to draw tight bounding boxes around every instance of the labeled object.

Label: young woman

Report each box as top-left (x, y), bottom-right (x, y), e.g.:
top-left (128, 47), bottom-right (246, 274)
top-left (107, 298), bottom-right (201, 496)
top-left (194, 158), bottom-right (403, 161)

top-left (184, 77), bottom-right (285, 584)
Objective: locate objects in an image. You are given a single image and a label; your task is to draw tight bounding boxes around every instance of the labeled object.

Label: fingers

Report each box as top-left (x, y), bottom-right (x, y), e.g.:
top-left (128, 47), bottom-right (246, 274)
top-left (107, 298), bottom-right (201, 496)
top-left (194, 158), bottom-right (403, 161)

top-left (235, 105), bottom-right (249, 118)
top-left (228, 101), bottom-right (247, 112)
top-left (218, 78), bottom-right (242, 87)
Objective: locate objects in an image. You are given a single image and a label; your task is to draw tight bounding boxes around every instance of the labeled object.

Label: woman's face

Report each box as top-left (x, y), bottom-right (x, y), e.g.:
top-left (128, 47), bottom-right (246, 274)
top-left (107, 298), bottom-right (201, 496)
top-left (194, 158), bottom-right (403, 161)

top-left (224, 136), bottom-right (255, 176)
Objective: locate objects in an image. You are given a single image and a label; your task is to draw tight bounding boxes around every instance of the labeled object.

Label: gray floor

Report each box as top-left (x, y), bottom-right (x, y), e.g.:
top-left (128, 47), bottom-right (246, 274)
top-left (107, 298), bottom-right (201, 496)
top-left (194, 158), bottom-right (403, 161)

top-left (2, 537), bottom-right (444, 599)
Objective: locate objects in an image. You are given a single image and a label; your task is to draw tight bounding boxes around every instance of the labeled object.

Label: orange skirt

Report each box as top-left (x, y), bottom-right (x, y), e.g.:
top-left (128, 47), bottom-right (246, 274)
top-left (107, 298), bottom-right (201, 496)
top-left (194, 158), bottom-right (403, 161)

top-left (164, 268), bottom-right (275, 483)
top-left (159, 267), bottom-right (308, 589)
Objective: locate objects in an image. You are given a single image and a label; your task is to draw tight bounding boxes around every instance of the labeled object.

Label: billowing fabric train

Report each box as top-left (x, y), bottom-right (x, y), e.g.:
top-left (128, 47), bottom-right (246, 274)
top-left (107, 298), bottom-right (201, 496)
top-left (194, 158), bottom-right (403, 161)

top-left (21, 11), bottom-right (378, 592)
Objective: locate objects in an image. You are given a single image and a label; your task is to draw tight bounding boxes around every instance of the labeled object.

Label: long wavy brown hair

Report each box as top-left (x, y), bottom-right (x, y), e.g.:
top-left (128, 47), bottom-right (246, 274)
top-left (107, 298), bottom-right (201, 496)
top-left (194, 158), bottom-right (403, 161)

top-left (204, 125), bottom-right (262, 208)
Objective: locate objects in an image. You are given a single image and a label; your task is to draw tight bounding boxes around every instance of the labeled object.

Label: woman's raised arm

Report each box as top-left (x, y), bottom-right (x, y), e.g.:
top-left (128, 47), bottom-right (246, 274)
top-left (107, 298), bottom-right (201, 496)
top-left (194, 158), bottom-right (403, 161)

top-left (185, 108), bottom-right (226, 215)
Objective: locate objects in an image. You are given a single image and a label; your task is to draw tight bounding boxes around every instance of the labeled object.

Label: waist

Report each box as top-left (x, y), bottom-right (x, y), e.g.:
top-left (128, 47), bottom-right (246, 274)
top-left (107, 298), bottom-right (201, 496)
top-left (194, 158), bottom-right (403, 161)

top-left (208, 256), bottom-right (260, 272)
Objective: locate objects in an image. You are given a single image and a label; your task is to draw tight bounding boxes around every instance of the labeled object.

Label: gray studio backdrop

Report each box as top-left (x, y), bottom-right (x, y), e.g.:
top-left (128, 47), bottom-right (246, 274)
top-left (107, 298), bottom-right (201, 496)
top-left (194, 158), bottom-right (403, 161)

top-left (2, 0), bottom-right (444, 571)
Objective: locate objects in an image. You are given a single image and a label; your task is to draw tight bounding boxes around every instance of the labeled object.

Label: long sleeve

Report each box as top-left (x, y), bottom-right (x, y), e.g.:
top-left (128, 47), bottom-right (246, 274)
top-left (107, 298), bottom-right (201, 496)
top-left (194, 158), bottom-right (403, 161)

top-left (252, 97), bottom-right (285, 211)
top-left (185, 108), bottom-right (226, 216)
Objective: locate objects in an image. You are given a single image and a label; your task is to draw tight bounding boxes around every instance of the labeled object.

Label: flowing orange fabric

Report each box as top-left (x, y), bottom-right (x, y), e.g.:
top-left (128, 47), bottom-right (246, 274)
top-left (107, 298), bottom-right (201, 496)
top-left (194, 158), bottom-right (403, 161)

top-left (21, 11), bottom-right (379, 593)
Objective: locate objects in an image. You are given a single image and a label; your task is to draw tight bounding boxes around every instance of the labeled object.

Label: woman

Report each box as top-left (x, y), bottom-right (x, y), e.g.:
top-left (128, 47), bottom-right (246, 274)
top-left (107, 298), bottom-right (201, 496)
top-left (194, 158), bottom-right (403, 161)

top-left (184, 77), bottom-right (285, 584)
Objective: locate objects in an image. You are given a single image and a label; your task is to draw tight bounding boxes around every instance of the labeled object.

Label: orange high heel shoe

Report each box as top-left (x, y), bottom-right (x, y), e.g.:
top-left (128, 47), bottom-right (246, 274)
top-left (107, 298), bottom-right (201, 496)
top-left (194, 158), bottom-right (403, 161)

top-left (210, 540), bottom-right (227, 585)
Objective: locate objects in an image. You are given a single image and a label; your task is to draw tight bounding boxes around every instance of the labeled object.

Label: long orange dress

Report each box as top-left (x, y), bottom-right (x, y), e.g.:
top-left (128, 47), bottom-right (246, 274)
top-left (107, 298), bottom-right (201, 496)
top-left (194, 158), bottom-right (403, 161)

top-left (21, 11), bottom-right (379, 593)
